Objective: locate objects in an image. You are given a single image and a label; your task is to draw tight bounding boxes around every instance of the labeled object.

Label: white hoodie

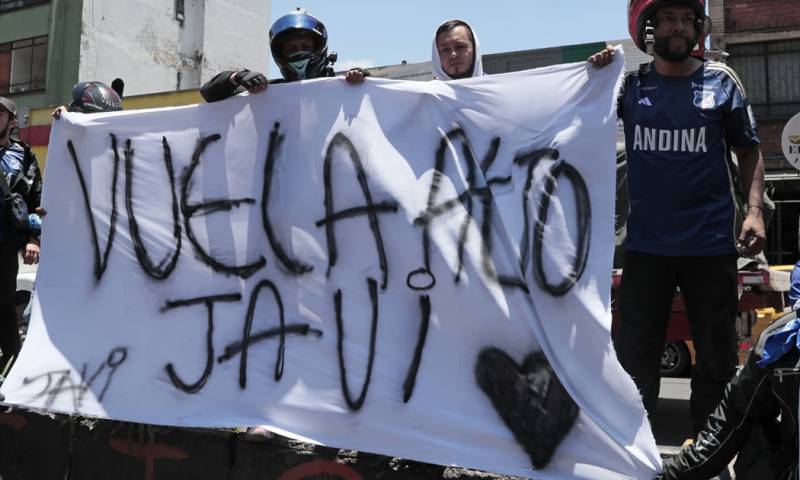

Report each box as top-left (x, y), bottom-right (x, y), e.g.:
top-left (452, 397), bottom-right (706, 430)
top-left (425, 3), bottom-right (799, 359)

top-left (431, 19), bottom-right (484, 80)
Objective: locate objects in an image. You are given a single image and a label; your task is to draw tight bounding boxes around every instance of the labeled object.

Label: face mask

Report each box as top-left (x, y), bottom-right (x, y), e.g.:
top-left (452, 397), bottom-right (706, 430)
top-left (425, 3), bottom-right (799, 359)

top-left (288, 51), bottom-right (312, 79)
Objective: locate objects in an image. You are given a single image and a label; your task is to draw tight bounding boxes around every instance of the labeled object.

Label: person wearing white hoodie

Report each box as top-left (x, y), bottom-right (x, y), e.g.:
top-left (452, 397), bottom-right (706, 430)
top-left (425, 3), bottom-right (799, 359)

top-left (432, 20), bottom-right (484, 80)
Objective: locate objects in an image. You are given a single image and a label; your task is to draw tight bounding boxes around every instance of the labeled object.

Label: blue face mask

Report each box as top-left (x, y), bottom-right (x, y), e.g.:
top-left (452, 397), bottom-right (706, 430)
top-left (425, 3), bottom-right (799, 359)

top-left (287, 51), bottom-right (312, 79)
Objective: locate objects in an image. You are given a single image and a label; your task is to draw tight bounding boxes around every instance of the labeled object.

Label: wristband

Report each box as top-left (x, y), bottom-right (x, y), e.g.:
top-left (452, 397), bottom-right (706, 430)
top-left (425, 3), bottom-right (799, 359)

top-left (747, 205), bottom-right (763, 217)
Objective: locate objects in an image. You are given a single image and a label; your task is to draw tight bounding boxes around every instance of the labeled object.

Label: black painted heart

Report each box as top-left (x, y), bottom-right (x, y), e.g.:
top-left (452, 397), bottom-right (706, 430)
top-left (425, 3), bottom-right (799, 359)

top-left (475, 347), bottom-right (579, 470)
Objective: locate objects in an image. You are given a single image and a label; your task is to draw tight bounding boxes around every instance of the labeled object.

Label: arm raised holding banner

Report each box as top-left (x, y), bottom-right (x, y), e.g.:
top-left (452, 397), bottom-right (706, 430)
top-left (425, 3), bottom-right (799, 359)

top-left (200, 69), bottom-right (269, 103)
top-left (589, 0), bottom-right (766, 445)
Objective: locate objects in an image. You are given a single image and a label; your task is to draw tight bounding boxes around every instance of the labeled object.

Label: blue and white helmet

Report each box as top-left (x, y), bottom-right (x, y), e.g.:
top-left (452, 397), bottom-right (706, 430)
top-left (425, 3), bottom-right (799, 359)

top-left (269, 9), bottom-right (332, 81)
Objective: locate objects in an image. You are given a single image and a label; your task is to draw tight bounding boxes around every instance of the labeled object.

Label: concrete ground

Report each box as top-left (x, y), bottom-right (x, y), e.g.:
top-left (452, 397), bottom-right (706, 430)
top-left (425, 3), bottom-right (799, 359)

top-left (654, 377), bottom-right (694, 455)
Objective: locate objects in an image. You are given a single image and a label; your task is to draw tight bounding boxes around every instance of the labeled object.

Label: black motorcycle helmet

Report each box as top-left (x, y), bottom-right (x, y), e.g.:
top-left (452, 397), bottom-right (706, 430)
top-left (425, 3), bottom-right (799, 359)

top-left (68, 81), bottom-right (123, 113)
top-left (269, 9), bottom-right (334, 81)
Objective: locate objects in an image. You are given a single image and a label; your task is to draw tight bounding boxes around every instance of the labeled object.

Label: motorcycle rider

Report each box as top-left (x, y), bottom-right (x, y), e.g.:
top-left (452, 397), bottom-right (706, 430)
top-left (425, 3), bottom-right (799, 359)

top-left (657, 310), bottom-right (800, 479)
top-left (0, 97), bottom-right (42, 371)
top-left (201, 9), bottom-right (364, 103)
top-left (201, 8), bottom-right (365, 441)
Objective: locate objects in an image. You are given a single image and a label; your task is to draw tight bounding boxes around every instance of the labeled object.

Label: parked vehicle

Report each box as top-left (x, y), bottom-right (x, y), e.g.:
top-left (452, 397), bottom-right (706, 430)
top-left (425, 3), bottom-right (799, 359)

top-left (611, 143), bottom-right (790, 377)
top-left (610, 267), bottom-right (790, 377)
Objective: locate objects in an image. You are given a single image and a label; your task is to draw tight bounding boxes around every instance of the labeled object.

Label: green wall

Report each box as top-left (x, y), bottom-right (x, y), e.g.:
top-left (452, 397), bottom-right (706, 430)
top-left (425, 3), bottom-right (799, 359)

top-left (561, 42), bottom-right (608, 63)
top-left (0, 0), bottom-right (83, 113)
top-left (45, 0), bottom-right (83, 107)
top-left (0, 3), bottom-right (50, 41)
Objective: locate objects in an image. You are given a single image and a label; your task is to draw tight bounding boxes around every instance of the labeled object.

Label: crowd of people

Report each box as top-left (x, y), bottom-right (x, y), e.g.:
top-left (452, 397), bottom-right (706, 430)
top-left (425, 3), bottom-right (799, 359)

top-left (0, 0), bottom-right (797, 478)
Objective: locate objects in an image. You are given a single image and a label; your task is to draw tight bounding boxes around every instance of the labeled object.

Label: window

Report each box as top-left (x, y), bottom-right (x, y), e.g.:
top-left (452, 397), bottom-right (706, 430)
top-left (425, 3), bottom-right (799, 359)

top-left (0, 0), bottom-right (49, 12)
top-left (175, 0), bottom-right (185, 23)
top-left (0, 36), bottom-right (48, 95)
top-left (728, 40), bottom-right (800, 119)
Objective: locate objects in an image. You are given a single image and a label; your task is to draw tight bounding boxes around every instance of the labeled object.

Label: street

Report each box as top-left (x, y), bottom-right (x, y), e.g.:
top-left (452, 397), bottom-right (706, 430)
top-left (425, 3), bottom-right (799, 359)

top-left (654, 377), bottom-right (693, 455)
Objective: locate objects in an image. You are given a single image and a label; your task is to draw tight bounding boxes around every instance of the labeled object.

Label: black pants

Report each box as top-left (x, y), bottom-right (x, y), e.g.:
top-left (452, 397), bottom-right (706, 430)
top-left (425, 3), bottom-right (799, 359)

top-left (0, 249), bottom-right (20, 370)
top-left (615, 251), bottom-right (739, 434)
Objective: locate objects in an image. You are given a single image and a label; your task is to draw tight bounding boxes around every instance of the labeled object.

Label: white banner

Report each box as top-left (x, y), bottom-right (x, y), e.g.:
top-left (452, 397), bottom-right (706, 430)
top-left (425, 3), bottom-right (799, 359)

top-left (2, 51), bottom-right (661, 479)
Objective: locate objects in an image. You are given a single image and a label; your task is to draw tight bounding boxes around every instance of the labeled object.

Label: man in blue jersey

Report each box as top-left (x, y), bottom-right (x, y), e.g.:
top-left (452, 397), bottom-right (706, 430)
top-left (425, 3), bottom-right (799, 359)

top-left (589, 0), bottom-right (765, 436)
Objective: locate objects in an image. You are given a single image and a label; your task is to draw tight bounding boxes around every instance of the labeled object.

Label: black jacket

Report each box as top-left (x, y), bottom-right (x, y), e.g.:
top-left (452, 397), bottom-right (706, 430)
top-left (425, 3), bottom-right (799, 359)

top-left (660, 311), bottom-right (800, 480)
top-left (199, 66), bottom-right (345, 103)
top-left (0, 141), bottom-right (42, 250)
top-left (199, 71), bottom-right (288, 103)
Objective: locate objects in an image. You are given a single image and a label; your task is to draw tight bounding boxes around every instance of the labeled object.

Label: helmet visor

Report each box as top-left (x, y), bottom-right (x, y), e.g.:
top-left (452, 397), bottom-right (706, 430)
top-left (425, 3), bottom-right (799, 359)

top-left (270, 11), bottom-right (327, 62)
top-left (270, 13), bottom-right (324, 40)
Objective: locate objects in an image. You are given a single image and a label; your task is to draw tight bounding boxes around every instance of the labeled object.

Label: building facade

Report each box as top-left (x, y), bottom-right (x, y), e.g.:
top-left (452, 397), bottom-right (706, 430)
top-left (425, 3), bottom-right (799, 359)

top-left (0, 0), bottom-right (271, 122)
top-left (709, 0), bottom-right (800, 263)
top-left (710, 0), bottom-right (800, 172)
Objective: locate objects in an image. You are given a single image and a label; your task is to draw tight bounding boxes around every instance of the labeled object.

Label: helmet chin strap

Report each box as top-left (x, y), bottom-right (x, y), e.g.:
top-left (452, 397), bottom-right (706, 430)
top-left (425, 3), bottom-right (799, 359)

top-left (644, 20), bottom-right (656, 55)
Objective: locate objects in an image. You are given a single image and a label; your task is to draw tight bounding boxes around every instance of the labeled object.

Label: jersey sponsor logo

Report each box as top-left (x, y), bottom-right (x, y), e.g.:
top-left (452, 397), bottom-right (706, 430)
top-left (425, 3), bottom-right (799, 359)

top-left (638, 97), bottom-right (653, 106)
top-left (632, 125), bottom-right (708, 153)
top-left (692, 82), bottom-right (718, 91)
top-left (693, 90), bottom-right (716, 109)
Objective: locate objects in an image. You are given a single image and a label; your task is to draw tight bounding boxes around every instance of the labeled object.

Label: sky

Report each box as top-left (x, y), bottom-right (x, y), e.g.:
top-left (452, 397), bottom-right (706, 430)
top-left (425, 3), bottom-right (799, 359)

top-left (268, 1), bottom-right (631, 76)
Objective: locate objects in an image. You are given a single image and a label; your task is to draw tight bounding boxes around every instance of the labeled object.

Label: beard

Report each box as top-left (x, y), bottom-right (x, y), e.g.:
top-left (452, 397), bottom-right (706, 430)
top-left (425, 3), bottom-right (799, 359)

top-left (444, 54), bottom-right (475, 79)
top-left (654, 33), bottom-right (695, 63)
top-left (448, 67), bottom-right (474, 80)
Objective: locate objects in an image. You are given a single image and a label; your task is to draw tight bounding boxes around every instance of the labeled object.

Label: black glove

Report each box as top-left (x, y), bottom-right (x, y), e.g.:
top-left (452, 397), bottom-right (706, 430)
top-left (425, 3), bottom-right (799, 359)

top-left (233, 70), bottom-right (267, 90)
